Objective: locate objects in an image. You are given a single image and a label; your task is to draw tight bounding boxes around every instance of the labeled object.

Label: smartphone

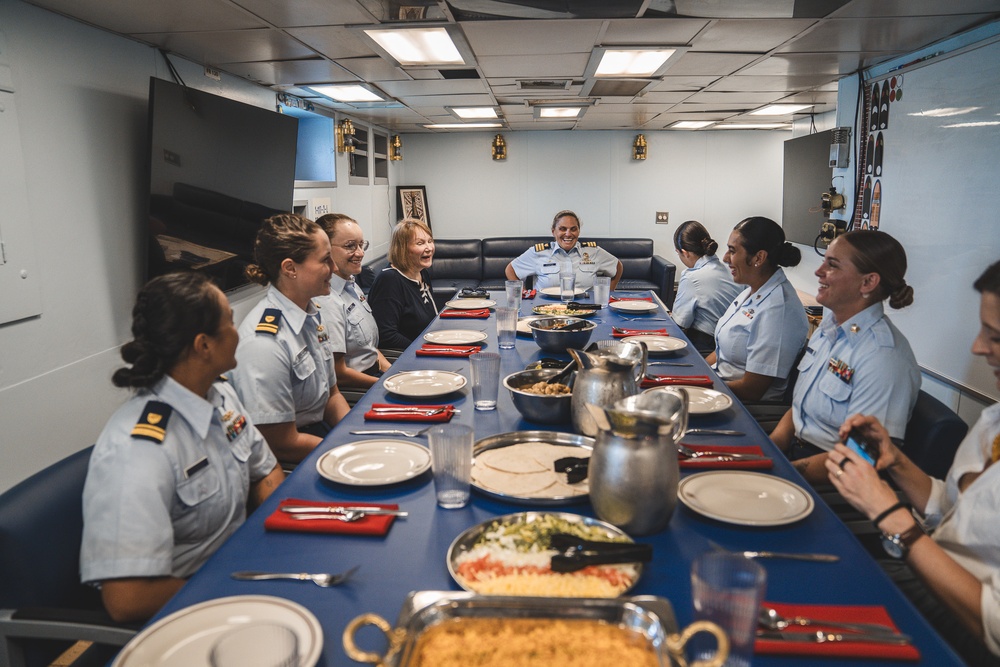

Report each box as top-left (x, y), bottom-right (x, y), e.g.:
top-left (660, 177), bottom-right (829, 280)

top-left (844, 428), bottom-right (879, 466)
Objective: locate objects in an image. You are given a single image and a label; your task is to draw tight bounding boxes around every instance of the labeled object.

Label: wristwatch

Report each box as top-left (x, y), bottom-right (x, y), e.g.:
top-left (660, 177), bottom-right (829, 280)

top-left (880, 523), bottom-right (926, 559)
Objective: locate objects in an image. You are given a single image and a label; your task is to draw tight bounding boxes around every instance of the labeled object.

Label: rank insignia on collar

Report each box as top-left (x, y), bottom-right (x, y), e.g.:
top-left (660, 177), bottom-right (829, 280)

top-left (131, 401), bottom-right (173, 443)
top-left (850, 324), bottom-right (860, 333)
top-left (534, 242), bottom-right (549, 252)
top-left (992, 433), bottom-right (1000, 463)
top-left (827, 357), bottom-right (854, 384)
top-left (255, 308), bottom-right (281, 335)
top-left (582, 241), bottom-right (597, 247)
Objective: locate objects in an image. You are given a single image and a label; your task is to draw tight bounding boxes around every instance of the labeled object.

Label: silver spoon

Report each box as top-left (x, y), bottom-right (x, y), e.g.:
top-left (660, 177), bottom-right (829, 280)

top-left (758, 607), bottom-right (907, 638)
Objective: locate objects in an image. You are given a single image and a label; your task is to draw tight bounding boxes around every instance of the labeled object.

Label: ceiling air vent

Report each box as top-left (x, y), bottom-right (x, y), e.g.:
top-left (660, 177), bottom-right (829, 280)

top-left (517, 80), bottom-right (572, 91)
top-left (439, 69), bottom-right (481, 80)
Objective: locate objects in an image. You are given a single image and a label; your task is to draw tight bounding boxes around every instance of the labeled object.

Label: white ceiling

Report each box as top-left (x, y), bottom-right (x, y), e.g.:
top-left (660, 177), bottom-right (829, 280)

top-left (24, 0), bottom-right (1000, 132)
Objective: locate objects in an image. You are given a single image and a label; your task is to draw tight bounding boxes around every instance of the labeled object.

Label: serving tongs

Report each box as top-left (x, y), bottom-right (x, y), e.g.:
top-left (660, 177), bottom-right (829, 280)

top-left (566, 301), bottom-right (602, 311)
top-left (554, 456), bottom-right (589, 484)
top-left (549, 533), bottom-right (653, 573)
top-left (545, 341), bottom-right (599, 386)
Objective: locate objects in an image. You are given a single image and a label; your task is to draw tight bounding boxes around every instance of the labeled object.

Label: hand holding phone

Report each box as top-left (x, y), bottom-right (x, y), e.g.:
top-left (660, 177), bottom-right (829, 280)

top-left (844, 428), bottom-right (879, 466)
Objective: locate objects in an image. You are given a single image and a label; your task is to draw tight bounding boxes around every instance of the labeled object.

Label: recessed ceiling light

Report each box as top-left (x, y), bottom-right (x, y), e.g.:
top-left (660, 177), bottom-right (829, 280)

top-left (713, 123), bottom-right (790, 129)
top-left (749, 104), bottom-right (813, 115)
top-left (538, 107), bottom-right (583, 118)
top-left (596, 49), bottom-right (676, 77)
top-left (423, 122), bottom-right (503, 129)
top-left (669, 121), bottom-right (715, 129)
top-left (308, 84), bottom-right (384, 103)
top-left (363, 26), bottom-right (466, 66)
top-left (448, 107), bottom-right (499, 119)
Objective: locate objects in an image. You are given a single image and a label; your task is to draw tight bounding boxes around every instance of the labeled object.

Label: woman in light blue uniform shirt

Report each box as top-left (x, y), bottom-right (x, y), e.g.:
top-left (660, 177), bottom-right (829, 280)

top-left (671, 220), bottom-right (742, 353)
top-left (770, 230), bottom-right (920, 483)
top-left (708, 216), bottom-right (809, 402)
top-left (230, 214), bottom-right (351, 465)
top-left (81, 272), bottom-right (282, 622)
top-left (316, 213), bottom-right (390, 390)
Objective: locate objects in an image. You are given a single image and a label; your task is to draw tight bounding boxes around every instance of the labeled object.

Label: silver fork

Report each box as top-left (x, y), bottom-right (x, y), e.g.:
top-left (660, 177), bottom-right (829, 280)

top-left (231, 565), bottom-right (359, 587)
top-left (369, 407), bottom-right (449, 417)
top-left (350, 426), bottom-right (434, 437)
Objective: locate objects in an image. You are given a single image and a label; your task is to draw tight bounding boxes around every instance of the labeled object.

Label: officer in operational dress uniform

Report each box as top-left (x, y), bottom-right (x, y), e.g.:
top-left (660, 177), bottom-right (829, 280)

top-left (505, 210), bottom-right (622, 291)
top-left (81, 272), bottom-right (282, 623)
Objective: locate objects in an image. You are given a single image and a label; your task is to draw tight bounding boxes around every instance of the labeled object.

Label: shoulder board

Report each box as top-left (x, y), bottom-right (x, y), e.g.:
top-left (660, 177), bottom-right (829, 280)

top-left (131, 401), bottom-right (173, 443)
top-left (215, 375), bottom-right (229, 383)
top-left (534, 242), bottom-right (550, 252)
top-left (255, 308), bottom-right (282, 335)
top-left (581, 241), bottom-right (597, 247)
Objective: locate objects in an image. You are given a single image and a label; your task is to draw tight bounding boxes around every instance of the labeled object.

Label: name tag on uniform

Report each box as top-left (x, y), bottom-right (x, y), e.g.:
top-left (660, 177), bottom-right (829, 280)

top-left (540, 262), bottom-right (559, 274)
top-left (185, 457), bottom-right (209, 478)
top-left (347, 303), bottom-right (356, 314)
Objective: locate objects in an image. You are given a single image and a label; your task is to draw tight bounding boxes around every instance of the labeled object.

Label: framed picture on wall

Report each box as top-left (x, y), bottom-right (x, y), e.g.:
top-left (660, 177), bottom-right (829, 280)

top-left (396, 185), bottom-right (431, 229)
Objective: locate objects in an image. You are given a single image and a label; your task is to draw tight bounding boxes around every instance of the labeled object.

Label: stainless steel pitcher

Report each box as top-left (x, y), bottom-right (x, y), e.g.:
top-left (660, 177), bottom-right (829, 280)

top-left (569, 340), bottom-right (648, 437)
top-left (587, 389), bottom-right (688, 536)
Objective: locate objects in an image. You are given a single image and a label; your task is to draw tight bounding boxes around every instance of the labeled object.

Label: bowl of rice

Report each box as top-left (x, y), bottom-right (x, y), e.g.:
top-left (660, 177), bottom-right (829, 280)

top-left (503, 369), bottom-right (574, 425)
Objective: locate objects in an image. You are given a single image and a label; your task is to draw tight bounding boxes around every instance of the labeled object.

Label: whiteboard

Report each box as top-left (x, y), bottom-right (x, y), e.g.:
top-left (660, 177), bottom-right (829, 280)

top-left (861, 37), bottom-right (1000, 400)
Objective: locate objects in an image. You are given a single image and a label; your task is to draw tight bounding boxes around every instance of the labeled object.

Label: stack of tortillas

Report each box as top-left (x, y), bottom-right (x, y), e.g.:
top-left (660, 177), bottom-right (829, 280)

top-left (472, 442), bottom-right (590, 499)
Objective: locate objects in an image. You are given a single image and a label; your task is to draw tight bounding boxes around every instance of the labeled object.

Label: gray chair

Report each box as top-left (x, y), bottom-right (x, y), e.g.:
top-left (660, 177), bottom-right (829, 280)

top-left (0, 447), bottom-right (136, 667)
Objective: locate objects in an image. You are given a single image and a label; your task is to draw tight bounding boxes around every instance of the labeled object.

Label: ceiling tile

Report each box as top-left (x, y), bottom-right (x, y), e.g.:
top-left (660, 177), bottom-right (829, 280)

top-left (649, 75), bottom-right (727, 91)
top-left (667, 52), bottom-right (762, 76)
top-left (478, 53), bottom-right (592, 78)
top-left (601, 18), bottom-right (709, 44)
top-left (397, 93), bottom-right (497, 107)
top-left (777, 16), bottom-right (994, 54)
top-left (461, 19), bottom-right (603, 56)
top-left (286, 26), bottom-right (378, 59)
top-left (140, 29), bottom-right (316, 65)
top-left (690, 18), bottom-right (819, 51)
top-left (738, 51), bottom-right (877, 76)
top-left (708, 73), bottom-right (837, 91)
top-left (682, 91), bottom-right (777, 104)
top-left (334, 57), bottom-right (410, 81)
top-left (377, 79), bottom-right (488, 97)
top-left (227, 58), bottom-right (357, 86)
top-left (26, 0), bottom-right (266, 34)
top-left (231, 0), bottom-right (375, 28)
top-left (636, 91), bottom-right (694, 104)
top-left (830, 0), bottom-right (1000, 18)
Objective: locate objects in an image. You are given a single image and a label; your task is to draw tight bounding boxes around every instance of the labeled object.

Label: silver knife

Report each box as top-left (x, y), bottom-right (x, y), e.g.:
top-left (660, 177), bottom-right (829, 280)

top-left (739, 550), bottom-right (839, 562)
top-left (682, 454), bottom-right (770, 463)
top-left (757, 630), bottom-right (912, 645)
top-left (684, 429), bottom-right (745, 436)
top-left (281, 505), bottom-right (409, 517)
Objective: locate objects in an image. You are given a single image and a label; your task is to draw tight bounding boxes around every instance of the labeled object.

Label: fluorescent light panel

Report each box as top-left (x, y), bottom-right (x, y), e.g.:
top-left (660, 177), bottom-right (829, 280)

top-left (449, 107), bottom-right (498, 119)
top-left (423, 122), bottom-right (502, 129)
top-left (539, 107), bottom-right (583, 118)
top-left (670, 121), bottom-right (715, 129)
top-left (714, 123), bottom-right (790, 129)
top-left (363, 27), bottom-right (465, 66)
top-left (596, 49), bottom-right (676, 77)
top-left (750, 104), bottom-right (813, 115)
top-left (309, 84), bottom-right (384, 103)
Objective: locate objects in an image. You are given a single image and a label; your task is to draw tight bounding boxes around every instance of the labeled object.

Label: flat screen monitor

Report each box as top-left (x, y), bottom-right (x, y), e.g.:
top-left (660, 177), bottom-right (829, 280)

top-left (781, 129), bottom-right (833, 247)
top-left (145, 77), bottom-right (298, 291)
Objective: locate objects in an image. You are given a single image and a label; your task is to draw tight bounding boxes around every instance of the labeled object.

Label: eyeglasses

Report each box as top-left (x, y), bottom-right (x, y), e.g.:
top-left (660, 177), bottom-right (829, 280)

top-left (339, 240), bottom-right (369, 253)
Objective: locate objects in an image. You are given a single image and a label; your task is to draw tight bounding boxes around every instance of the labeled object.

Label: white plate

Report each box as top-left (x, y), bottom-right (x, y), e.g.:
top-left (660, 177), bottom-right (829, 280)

top-left (383, 370), bottom-right (468, 397)
top-left (539, 286), bottom-right (587, 299)
top-left (678, 471), bottom-right (814, 526)
top-left (609, 300), bottom-right (659, 313)
top-left (113, 595), bottom-right (322, 667)
top-left (423, 329), bottom-right (489, 345)
top-left (622, 334), bottom-right (687, 354)
top-left (444, 298), bottom-right (496, 310)
top-left (516, 315), bottom-right (546, 335)
top-left (317, 439), bottom-right (431, 485)
top-left (643, 386), bottom-right (733, 415)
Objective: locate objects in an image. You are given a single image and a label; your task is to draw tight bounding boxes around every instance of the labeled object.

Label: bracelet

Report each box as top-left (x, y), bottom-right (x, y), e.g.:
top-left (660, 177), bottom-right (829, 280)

top-left (872, 501), bottom-right (911, 530)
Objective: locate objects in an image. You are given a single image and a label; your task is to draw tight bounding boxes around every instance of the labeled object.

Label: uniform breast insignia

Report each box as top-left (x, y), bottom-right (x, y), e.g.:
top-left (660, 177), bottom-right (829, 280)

top-left (317, 324), bottom-right (329, 343)
top-left (581, 241), bottom-right (597, 248)
top-left (131, 401), bottom-right (173, 443)
top-left (255, 308), bottom-right (282, 335)
top-left (223, 411), bottom-right (247, 442)
top-left (741, 307), bottom-right (755, 319)
top-left (827, 357), bottom-right (854, 384)
top-left (534, 242), bottom-right (550, 252)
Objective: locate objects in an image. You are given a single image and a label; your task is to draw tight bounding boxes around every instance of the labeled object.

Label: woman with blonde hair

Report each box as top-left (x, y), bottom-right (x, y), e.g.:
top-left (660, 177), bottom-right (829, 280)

top-left (229, 213), bottom-right (350, 465)
top-left (368, 218), bottom-right (437, 349)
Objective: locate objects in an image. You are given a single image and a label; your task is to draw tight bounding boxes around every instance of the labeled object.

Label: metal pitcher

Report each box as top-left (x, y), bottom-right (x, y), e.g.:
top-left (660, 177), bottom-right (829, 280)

top-left (587, 389), bottom-right (688, 536)
top-left (569, 340), bottom-right (648, 437)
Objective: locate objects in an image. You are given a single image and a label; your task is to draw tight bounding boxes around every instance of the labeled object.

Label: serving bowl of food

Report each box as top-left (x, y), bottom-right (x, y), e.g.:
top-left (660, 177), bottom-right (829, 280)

top-left (503, 368), bottom-right (574, 424)
top-left (528, 317), bottom-right (596, 353)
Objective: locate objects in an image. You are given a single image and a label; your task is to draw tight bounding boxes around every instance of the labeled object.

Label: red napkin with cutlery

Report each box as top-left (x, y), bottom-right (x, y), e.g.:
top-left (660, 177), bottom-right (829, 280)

top-left (610, 295), bottom-right (653, 302)
top-left (678, 444), bottom-right (772, 470)
top-left (264, 498), bottom-right (398, 536)
top-left (641, 375), bottom-right (714, 388)
top-left (612, 328), bottom-right (668, 338)
top-left (522, 289), bottom-right (536, 299)
top-left (364, 403), bottom-right (456, 422)
top-left (440, 308), bottom-right (491, 318)
top-left (415, 345), bottom-right (481, 357)
top-left (755, 601), bottom-right (920, 661)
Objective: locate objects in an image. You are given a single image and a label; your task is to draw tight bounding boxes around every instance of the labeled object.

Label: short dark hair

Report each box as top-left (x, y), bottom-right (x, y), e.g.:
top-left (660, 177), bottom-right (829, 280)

top-left (674, 220), bottom-right (718, 257)
top-left (974, 259), bottom-right (1000, 296)
top-left (733, 216), bottom-right (800, 269)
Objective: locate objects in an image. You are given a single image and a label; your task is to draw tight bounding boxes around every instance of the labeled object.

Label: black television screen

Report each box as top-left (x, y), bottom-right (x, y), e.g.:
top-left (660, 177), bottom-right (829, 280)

top-left (145, 77), bottom-right (298, 291)
top-left (781, 129), bottom-right (833, 246)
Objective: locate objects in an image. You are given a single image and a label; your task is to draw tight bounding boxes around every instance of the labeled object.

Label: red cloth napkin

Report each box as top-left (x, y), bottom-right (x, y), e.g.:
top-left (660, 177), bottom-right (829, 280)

top-left (440, 308), bottom-right (491, 318)
top-left (264, 498), bottom-right (398, 536)
top-left (415, 345), bottom-right (481, 357)
top-left (641, 375), bottom-right (714, 388)
top-left (522, 289), bottom-right (537, 299)
top-left (364, 403), bottom-right (456, 422)
top-left (612, 328), bottom-right (668, 338)
top-left (610, 295), bottom-right (653, 302)
top-left (755, 601), bottom-right (920, 661)
top-left (678, 444), bottom-right (772, 470)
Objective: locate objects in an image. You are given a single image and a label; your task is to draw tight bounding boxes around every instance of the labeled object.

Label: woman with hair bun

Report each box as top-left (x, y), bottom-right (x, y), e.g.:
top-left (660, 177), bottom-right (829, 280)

top-left (671, 220), bottom-right (742, 353)
top-left (771, 229), bottom-right (920, 483)
top-left (81, 272), bottom-right (282, 623)
top-left (708, 216), bottom-right (809, 401)
top-left (230, 213), bottom-right (350, 465)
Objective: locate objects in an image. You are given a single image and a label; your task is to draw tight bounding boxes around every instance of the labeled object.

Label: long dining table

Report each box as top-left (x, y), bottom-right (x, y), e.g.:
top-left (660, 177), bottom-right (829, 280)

top-left (149, 290), bottom-right (965, 666)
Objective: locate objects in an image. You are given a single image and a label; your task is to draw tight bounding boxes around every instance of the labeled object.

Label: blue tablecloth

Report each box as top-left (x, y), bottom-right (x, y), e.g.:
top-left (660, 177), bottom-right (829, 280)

top-left (150, 291), bottom-right (964, 666)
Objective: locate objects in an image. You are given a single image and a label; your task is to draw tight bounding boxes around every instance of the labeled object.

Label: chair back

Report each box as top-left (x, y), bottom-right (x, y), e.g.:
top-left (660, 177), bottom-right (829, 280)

top-left (903, 390), bottom-right (968, 479)
top-left (0, 446), bottom-right (100, 611)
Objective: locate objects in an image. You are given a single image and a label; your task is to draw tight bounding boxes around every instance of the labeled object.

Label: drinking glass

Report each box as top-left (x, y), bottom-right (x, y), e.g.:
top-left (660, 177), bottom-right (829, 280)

top-left (470, 352), bottom-right (501, 410)
top-left (593, 275), bottom-right (611, 307)
top-left (496, 306), bottom-right (517, 349)
top-left (428, 423), bottom-right (474, 508)
top-left (505, 279), bottom-right (523, 311)
top-left (691, 552), bottom-right (766, 667)
top-left (560, 274), bottom-right (576, 303)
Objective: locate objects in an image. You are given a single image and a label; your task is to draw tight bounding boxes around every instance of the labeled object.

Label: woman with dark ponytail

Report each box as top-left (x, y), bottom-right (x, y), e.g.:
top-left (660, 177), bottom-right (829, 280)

top-left (671, 220), bottom-right (742, 353)
top-left (81, 272), bottom-right (283, 623)
top-left (708, 216), bottom-right (809, 401)
top-left (771, 230), bottom-right (920, 483)
top-left (229, 213), bottom-right (350, 465)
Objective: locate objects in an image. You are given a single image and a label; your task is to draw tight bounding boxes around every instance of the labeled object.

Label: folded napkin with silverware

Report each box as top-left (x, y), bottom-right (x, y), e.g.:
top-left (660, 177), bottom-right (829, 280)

top-left (641, 374), bottom-right (714, 388)
top-left (610, 295), bottom-right (653, 302)
top-left (755, 602), bottom-right (920, 661)
top-left (364, 403), bottom-right (456, 422)
top-left (678, 444), bottom-right (772, 470)
top-left (264, 498), bottom-right (400, 536)
top-left (612, 327), bottom-right (668, 337)
top-left (439, 308), bottom-right (491, 318)
top-left (522, 289), bottom-right (536, 299)
top-left (415, 344), bottom-right (481, 357)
